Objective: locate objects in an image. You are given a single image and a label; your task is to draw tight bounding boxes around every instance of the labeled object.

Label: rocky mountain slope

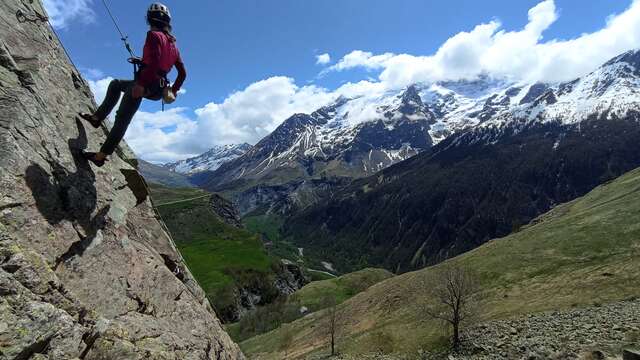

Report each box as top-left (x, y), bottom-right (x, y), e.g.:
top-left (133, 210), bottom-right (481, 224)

top-left (0, 1), bottom-right (243, 358)
top-left (457, 300), bottom-right (640, 359)
top-left (201, 50), bottom-right (640, 220)
top-left (207, 88), bottom-right (434, 187)
top-left (283, 50), bottom-right (640, 272)
top-left (201, 86), bottom-right (436, 215)
top-left (241, 166), bottom-right (640, 359)
top-left (164, 144), bottom-right (252, 175)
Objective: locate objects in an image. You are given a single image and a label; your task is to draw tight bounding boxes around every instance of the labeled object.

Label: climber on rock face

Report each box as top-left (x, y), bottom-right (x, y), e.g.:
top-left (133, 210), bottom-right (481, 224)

top-left (79, 2), bottom-right (186, 167)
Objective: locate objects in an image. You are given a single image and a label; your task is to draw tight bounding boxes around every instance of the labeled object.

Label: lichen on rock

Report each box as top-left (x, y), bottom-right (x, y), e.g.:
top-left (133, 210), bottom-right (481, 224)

top-left (0, 0), bottom-right (244, 358)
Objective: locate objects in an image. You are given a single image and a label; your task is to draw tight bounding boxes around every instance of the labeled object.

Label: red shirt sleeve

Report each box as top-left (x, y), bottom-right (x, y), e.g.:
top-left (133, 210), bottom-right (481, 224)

top-left (172, 51), bottom-right (187, 94)
top-left (137, 31), bottom-right (163, 87)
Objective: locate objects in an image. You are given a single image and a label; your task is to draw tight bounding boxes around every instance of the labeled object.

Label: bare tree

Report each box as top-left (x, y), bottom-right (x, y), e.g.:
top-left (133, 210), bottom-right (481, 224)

top-left (424, 264), bottom-right (480, 350)
top-left (322, 295), bottom-right (340, 356)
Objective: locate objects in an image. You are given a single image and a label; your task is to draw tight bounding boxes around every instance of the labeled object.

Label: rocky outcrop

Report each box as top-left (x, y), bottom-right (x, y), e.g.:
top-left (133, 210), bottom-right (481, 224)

top-left (457, 300), bottom-right (640, 359)
top-left (274, 260), bottom-right (308, 296)
top-left (0, 0), bottom-right (244, 358)
top-left (209, 194), bottom-right (242, 228)
top-left (223, 261), bottom-right (309, 323)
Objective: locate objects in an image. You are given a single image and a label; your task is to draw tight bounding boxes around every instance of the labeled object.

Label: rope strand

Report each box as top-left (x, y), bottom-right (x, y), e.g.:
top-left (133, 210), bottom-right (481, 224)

top-left (101, 0), bottom-right (136, 58)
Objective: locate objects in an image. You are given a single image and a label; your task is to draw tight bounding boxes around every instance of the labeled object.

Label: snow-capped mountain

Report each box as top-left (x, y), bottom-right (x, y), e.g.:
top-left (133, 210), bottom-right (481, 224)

top-left (283, 50), bottom-right (640, 272)
top-left (202, 49), bottom-right (640, 215)
top-left (203, 85), bottom-right (436, 192)
top-left (164, 143), bottom-right (252, 174)
top-left (424, 49), bottom-right (640, 143)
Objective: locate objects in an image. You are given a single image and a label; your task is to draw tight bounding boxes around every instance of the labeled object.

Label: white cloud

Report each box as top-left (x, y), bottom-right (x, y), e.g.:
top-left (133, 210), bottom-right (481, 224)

top-left (177, 88), bottom-right (187, 95)
top-left (81, 67), bottom-right (105, 80)
top-left (327, 0), bottom-right (640, 85)
top-left (124, 108), bottom-right (198, 163)
top-left (191, 77), bottom-right (333, 151)
top-left (328, 50), bottom-right (395, 72)
top-left (87, 76), bottom-right (113, 107)
top-left (316, 53), bottom-right (331, 65)
top-left (43, 0), bottom-right (95, 29)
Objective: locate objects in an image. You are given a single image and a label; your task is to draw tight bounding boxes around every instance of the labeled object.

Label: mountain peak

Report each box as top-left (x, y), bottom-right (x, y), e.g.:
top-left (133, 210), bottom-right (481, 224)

top-left (603, 49), bottom-right (640, 68)
top-left (401, 85), bottom-right (423, 106)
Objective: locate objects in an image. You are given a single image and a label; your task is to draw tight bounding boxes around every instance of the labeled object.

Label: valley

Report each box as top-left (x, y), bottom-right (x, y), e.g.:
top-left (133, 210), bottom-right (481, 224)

top-left (149, 184), bottom-right (308, 323)
top-left (239, 165), bottom-right (640, 359)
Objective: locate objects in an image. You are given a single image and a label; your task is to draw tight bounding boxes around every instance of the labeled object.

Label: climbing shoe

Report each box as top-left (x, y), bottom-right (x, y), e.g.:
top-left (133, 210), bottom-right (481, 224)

top-left (78, 113), bottom-right (102, 129)
top-left (81, 151), bottom-right (107, 167)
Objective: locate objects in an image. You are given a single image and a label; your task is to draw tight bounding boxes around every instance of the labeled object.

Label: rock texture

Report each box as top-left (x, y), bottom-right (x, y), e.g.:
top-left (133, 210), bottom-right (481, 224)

top-left (457, 300), bottom-right (640, 359)
top-left (0, 0), bottom-right (244, 358)
top-left (209, 194), bottom-right (242, 228)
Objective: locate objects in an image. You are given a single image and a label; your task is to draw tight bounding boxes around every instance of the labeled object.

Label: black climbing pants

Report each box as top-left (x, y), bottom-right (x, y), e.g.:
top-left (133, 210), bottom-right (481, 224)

top-left (94, 79), bottom-right (141, 156)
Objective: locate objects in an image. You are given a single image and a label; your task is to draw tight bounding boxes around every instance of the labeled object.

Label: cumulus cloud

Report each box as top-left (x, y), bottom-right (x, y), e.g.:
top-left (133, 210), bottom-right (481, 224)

top-left (327, 0), bottom-right (640, 85)
top-left (43, 0), bottom-right (95, 29)
top-left (316, 53), bottom-right (331, 65)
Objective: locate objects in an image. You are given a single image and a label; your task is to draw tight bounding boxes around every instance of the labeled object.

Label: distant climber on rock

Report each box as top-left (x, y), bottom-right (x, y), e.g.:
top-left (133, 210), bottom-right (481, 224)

top-left (79, 3), bottom-right (186, 167)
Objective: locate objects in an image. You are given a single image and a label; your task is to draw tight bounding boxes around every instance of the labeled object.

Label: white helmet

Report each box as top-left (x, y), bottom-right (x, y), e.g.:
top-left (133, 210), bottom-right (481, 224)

top-left (148, 3), bottom-right (171, 19)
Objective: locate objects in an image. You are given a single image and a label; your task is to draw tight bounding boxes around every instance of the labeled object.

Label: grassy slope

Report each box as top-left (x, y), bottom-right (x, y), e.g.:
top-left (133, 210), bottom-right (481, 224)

top-left (224, 268), bottom-right (392, 344)
top-left (291, 268), bottom-right (394, 312)
top-left (241, 167), bottom-right (640, 359)
top-left (149, 184), bottom-right (277, 314)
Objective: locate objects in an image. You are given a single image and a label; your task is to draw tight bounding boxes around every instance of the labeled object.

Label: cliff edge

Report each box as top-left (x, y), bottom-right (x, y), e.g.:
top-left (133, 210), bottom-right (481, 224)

top-left (0, 0), bottom-right (244, 358)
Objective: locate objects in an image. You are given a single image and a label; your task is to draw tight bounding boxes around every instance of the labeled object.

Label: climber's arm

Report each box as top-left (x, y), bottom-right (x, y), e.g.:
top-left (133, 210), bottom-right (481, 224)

top-left (172, 55), bottom-right (186, 95)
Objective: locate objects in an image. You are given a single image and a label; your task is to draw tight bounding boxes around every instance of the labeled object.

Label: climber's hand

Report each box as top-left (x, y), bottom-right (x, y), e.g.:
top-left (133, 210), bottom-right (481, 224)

top-left (131, 84), bottom-right (145, 99)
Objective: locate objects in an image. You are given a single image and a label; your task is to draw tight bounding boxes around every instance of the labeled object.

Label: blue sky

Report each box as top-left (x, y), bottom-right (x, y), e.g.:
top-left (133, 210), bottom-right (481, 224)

top-left (44, 0), bottom-right (640, 163)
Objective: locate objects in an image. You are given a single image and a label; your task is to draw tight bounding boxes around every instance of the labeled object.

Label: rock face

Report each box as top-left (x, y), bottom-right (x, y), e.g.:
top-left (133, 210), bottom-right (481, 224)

top-left (209, 194), bottom-right (242, 228)
top-left (0, 1), bottom-right (244, 359)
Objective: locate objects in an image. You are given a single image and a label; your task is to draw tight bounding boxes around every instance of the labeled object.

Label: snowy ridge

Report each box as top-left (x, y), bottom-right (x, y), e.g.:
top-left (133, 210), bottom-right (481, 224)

top-left (164, 143), bottom-right (252, 174)
top-left (205, 49), bottom-right (640, 191)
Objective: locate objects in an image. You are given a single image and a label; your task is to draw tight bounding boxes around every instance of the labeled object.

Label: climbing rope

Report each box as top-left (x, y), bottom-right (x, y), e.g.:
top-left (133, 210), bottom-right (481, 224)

top-left (101, 0), bottom-right (137, 58)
